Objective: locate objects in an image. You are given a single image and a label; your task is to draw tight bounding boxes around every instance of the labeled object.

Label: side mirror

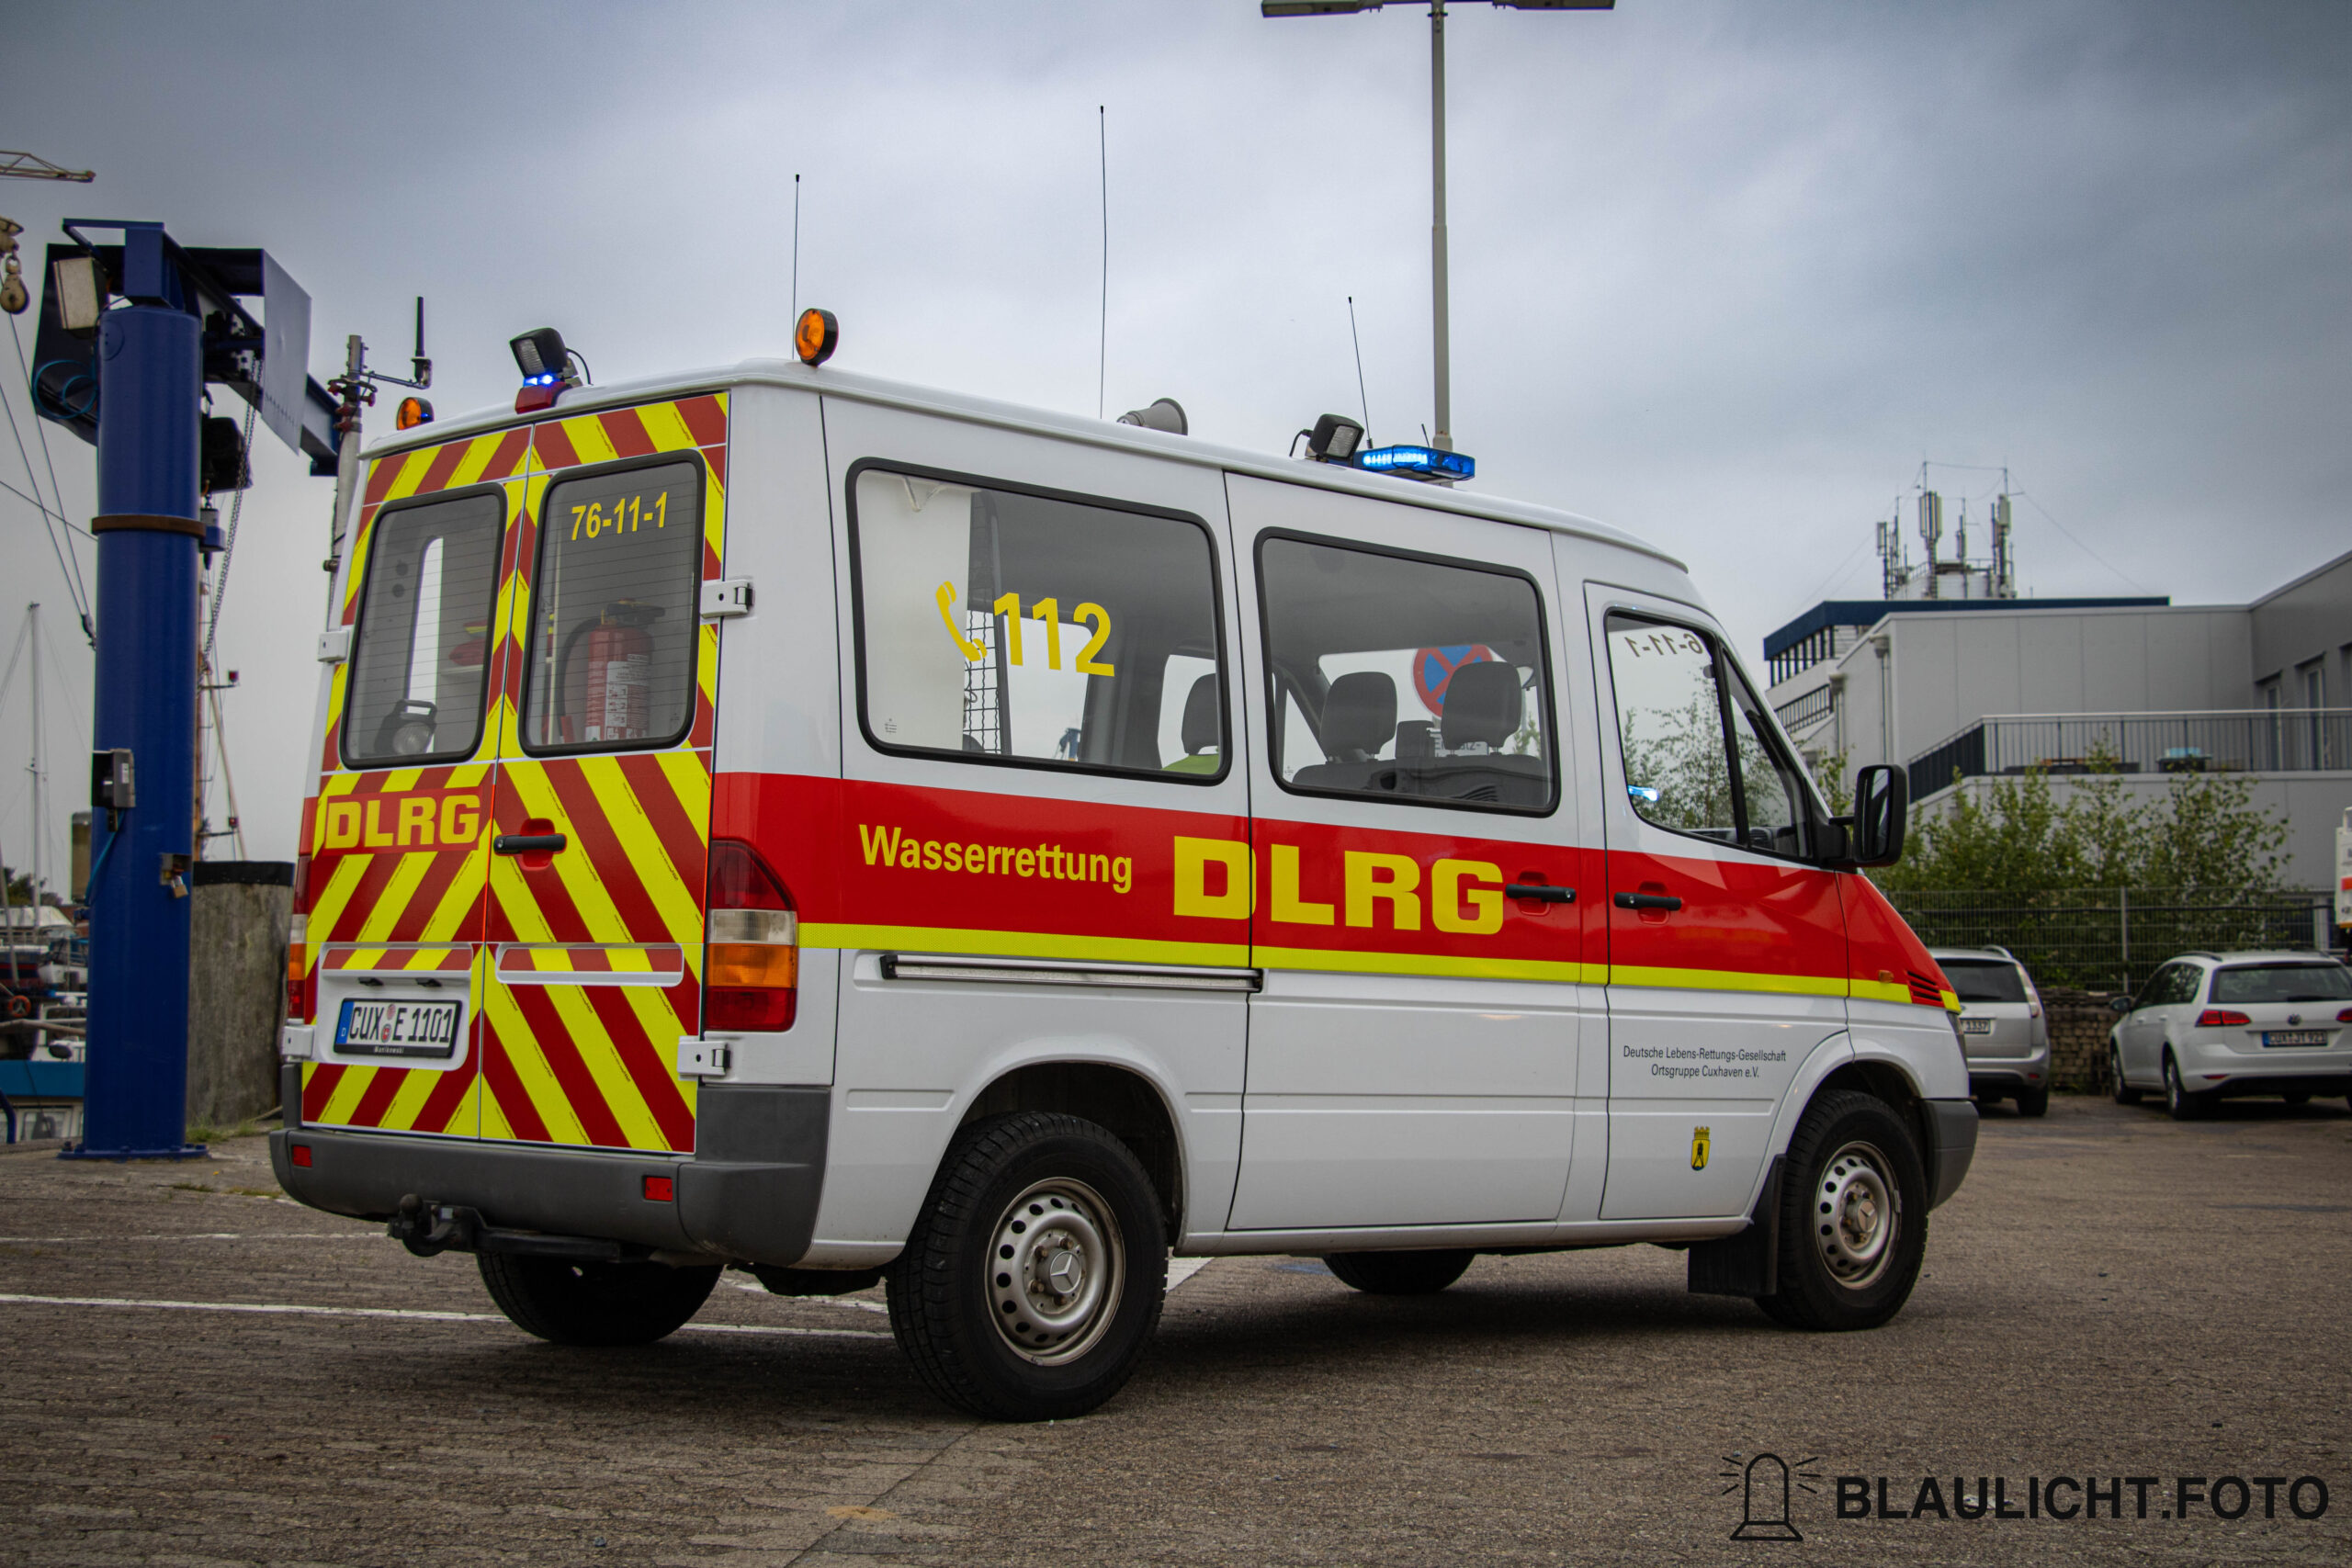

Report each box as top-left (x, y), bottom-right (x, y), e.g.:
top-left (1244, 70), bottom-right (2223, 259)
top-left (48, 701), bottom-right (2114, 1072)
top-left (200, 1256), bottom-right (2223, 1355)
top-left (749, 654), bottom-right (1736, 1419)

top-left (2108, 993), bottom-right (2132, 1014)
top-left (1849, 763), bottom-right (1908, 867)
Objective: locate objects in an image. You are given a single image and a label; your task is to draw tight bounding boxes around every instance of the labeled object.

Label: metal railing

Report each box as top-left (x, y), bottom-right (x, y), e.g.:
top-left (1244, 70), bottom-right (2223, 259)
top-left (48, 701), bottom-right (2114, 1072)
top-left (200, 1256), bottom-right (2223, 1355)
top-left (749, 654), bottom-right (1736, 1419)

top-left (1773, 684), bottom-right (1836, 737)
top-left (1906, 708), bottom-right (2352, 799)
top-left (1882, 887), bottom-right (2340, 992)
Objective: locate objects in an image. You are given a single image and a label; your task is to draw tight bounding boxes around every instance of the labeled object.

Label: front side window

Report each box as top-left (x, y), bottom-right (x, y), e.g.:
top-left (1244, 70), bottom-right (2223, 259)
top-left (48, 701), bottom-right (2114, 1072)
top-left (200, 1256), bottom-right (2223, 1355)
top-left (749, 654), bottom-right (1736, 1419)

top-left (851, 468), bottom-right (1225, 779)
top-left (1605, 614), bottom-right (1813, 857)
top-left (2211, 963), bottom-right (2352, 1005)
top-left (341, 489), bottom-right (505, 766)
top-left (1258, 535), bottom-right (1555, 812)
top-left (520, 457), bottom-right (705, 753)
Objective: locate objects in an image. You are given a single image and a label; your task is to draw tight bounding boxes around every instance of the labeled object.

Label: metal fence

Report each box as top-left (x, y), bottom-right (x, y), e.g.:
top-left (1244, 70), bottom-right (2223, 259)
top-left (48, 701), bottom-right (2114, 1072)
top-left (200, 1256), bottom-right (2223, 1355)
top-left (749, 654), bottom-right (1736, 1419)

top-left (1906, 709), bottom-right (2352, 801)
top-left (1882, 887), bottom-right (2342, 992)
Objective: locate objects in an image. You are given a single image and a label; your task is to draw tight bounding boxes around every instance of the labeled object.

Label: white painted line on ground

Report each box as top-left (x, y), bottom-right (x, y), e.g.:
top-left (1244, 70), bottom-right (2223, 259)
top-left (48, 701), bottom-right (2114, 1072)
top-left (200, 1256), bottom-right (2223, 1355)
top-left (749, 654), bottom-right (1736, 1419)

top-left (0, 1232), bottom-right (388, 1245)
top-left (0, 1292), bottom-right (889, 1339)
top-left (1168, 1256), bottom-right (1211, 1290)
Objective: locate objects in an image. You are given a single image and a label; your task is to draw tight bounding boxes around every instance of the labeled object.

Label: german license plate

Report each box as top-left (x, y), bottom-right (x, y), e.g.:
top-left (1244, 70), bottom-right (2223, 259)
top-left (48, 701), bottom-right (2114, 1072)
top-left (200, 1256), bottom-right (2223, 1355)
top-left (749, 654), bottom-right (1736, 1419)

top-left (1960, 1018), bottom-right (1994, 1034)
top-left (2262, 1030), bottom-right (2327, 1048)
top-left (335, 997), bottom-right (463, 1059)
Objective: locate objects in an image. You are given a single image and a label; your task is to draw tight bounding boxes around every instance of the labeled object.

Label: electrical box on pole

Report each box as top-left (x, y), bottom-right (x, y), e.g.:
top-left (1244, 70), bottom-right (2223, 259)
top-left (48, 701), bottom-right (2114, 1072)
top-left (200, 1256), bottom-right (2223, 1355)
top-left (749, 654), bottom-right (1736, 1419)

top-left (27, 220), bottom-right (343, 1160)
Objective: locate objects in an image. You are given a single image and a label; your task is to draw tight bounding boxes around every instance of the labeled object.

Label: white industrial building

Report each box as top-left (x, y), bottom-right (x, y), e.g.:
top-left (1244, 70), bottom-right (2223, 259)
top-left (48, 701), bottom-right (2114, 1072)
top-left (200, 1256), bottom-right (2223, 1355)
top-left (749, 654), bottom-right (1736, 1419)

top-left (1763, 547), bottom-right (2352, 890)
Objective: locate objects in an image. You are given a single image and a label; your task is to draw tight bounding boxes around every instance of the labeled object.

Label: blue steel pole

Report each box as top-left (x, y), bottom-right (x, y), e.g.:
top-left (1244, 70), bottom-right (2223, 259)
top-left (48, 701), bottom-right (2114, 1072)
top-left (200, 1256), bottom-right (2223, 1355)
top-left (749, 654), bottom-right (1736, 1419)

top-left (70, 224), bottom-right (205, 1160)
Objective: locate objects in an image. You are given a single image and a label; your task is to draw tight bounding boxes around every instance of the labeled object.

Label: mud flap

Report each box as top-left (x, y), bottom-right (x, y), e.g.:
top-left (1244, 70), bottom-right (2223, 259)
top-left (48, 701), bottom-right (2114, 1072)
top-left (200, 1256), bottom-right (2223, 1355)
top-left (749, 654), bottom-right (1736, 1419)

top-left (1688, 1156), bottom-right (1783, 1299)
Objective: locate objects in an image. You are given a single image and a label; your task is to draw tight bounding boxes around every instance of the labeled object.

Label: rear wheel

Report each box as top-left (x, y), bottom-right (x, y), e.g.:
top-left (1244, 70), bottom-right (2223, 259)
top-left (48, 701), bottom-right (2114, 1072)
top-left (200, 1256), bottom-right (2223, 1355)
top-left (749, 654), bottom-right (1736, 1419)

top-left (2109, 1045), bottom-right (2142, 1105)
top-left (2163, 1054), bottom-right (2211, 1121)
top-left (2015, 1087), bottom-right (2051, 1118)
top-left (477, 1254), bottom-right (719, 1347)
top-left (1757, 1090), bottom-right (1927, 1333)
top-left (1324, 1249), bottom-right (1476, 1295)
top-left (888, 1111), bottom-right (1166, 1422)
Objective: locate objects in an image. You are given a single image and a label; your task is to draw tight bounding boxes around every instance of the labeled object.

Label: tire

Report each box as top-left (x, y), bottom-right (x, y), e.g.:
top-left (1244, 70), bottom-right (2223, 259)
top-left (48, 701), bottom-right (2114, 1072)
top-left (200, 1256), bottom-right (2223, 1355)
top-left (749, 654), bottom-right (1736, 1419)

top-left (476, 1254), bottom-right (719, 1347)
top-left (2109, 1043), bottom-right (2143, 1105)
top-left (1324, 1249), bottom-right (1475, 1295)
top-left (1755, 1090), bottom-right (1928, 1333)
top-left (887, 1111), bottom-right (1166, 1422)
top-left (2016, 1087), bottom-right (2051, 1118)
top-left (2282, 1092), bottom-right (2312, 1107)
top-left (2163, 1054), bottom-right (2211, 1122)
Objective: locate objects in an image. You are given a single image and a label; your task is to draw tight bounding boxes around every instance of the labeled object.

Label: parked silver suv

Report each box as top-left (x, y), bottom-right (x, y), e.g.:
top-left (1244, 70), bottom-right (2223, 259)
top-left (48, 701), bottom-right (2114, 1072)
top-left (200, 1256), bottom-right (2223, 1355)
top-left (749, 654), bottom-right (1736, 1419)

top-left (1932, 947), bottom-right (2052, 1117)
top-left (2109, 952), bottom-right (2352, 1119)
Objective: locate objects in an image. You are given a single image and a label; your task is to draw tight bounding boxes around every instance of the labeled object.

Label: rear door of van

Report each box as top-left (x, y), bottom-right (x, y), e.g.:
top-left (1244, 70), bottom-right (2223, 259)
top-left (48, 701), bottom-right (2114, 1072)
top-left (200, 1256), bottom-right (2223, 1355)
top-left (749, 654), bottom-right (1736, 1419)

top-left (1227, 477), bottom-right (1598, 1231)
top-left (474, 397), bottom-right (730, 1154)
top-left (299, 426), bottom-right (532, 1137)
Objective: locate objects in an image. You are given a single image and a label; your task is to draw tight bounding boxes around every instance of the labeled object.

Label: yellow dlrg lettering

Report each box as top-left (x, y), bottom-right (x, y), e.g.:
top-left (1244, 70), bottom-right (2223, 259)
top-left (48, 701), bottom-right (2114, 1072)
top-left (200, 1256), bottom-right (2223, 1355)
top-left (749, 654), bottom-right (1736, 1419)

top-left (1171, 835), bottom-right (1251, 919)
top-left (321, 801), bottom-right (361, 851)
top-left (1269, 844), bottom-right (1333, 926)
top-left (1430, 859), bottom-right (1505, 935)
top-left (362, 799), bottom-right (397, 848)
top-left (398, 797), bottom-right (435, 846)
top-left (1343, 851), bottom-right (1421, 931)
top-left (440, 795), bottom-right (481, 845)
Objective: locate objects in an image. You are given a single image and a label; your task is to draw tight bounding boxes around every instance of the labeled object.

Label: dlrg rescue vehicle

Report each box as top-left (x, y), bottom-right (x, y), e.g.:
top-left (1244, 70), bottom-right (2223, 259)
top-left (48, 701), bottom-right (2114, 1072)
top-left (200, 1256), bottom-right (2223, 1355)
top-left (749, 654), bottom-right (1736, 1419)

top-left (272, 318), bottom-right (1974, 1420)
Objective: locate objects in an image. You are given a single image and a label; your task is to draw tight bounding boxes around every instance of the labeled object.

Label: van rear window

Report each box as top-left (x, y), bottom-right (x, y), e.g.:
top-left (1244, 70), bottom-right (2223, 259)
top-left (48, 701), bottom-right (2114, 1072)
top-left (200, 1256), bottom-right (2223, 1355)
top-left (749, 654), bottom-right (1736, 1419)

top-left (850, 468), bottom-right (1226, 780)
top-left (340, 489), bottom-right (505, 767)
top-left (1259, 536), bottom-right (1555, 813)
top-left (2210, 964), bottom-right (2352, 1004)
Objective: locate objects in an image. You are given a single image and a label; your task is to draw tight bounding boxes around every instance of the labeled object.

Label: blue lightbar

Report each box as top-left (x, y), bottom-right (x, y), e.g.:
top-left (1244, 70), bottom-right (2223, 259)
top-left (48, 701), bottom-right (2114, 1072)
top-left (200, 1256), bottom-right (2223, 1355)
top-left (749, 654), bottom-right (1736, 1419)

top-left (1356, 444), bottom-right (1474, 480)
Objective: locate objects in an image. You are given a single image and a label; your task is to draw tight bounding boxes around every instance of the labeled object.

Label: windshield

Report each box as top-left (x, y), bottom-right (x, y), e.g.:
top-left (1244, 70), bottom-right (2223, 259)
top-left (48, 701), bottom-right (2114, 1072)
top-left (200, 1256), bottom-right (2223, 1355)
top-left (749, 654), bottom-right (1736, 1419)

top-left (2209, 964), bottom-right (2352, 1005)
top-left (1941, 960), bottom-right (2029, 1005)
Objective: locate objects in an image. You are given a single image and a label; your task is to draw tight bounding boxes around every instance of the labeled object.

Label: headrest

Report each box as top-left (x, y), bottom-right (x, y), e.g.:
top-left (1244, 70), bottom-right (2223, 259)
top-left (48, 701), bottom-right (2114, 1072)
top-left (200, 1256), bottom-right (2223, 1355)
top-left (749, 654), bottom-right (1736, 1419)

top-left (1320, 671), bottom-right (1396, 758)
top-left (1181, 674), bottom-right (1220, 755)
top-left (1440, 660), bottom-right (1522, 749)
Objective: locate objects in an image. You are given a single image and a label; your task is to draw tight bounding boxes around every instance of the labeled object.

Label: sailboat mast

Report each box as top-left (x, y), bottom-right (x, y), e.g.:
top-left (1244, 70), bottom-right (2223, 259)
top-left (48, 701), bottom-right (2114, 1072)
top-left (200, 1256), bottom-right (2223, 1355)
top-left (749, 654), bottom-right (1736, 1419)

top-left (27, 601), bottom-right (40, 902)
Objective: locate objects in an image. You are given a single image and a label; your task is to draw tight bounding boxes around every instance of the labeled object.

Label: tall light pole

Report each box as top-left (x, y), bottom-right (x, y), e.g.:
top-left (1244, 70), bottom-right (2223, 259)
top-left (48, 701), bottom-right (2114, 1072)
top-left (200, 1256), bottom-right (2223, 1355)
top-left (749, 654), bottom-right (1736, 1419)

top-left (1263, 1), bottom-right (1612, 453)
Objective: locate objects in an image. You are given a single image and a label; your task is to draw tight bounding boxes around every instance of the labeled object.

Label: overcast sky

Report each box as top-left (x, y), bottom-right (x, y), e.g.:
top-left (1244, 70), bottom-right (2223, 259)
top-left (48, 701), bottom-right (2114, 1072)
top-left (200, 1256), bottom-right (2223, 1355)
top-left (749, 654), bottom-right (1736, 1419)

top-left (2, 0), bottom-right (2346, 874)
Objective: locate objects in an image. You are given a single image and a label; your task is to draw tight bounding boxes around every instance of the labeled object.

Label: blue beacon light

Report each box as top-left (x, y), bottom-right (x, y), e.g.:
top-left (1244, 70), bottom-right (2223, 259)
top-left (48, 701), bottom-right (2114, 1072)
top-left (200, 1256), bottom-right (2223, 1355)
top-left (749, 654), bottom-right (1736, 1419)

top-left (1356, 444), bottom-right (1475, 480)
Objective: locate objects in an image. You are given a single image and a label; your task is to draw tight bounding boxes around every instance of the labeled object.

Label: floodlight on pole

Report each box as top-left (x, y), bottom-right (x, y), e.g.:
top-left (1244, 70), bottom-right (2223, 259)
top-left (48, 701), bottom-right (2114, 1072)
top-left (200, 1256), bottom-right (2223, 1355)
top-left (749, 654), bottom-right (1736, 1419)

top-left (1262, 0), bottom-right (1613, 452)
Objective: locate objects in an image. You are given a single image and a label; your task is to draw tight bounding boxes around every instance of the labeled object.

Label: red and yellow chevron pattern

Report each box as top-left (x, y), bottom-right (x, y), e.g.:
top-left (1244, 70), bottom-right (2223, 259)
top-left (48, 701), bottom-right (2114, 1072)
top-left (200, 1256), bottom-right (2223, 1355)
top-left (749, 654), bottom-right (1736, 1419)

top-left (300, 395), bottom-right (728, 1154)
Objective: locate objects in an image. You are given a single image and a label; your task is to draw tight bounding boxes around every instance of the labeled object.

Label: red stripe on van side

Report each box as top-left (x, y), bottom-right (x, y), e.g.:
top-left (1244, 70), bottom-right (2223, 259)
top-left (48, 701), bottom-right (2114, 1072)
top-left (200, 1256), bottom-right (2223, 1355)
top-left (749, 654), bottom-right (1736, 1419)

top-left (530, 420), bottom-right (579, 473)
top-left (539, 762), bottom-right (673, 944)
top-left (363, 459), bottom-right (401, 507)
top-left (383, 847), bottom-right (473, 943)
top-left (416, 440), bottom-right (469, 496)
top-left (486, 426), bottom-right (530, 479)
top-left (699, 444), bottom-right (726, 490)
top-left (1604, 847), bottom-right (1845, 984)
top-left (413, 1033), bottom-right (481, 1133)
top-left (598, 407), bottom-right (658, 460)
top-left (616, 751), bottom-right (708, 902)
top-left (345, 1064), bottom-right (409, 1128)
top-left (300, 1064), bottom-right (345, 1122)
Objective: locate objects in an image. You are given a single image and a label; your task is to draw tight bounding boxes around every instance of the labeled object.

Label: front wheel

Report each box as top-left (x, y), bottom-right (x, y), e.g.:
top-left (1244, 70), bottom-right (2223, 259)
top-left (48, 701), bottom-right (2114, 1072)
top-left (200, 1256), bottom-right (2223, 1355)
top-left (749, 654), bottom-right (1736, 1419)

top-left (888, 1111), bottom-right (1166, 1422)
top-left (1757, 1090), bottom-right (1928, 1333)
top-left (477, 1254), bottom-right (719, 1347)
top-left (2110, 1043), bottom-right (2143, 1105)
top-left (1324, 1249), bottom-right (1475, 1295)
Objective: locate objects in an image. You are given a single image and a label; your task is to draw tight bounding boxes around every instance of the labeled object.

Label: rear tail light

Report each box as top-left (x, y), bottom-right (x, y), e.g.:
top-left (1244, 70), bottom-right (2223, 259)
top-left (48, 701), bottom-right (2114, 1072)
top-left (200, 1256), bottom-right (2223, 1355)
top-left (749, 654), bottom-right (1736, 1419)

top-left (2196, 1009), bottom-right (2251, 1028)
top-left (286, 912), bottom-right (312, 1022)
top-left (705, 840), bottom-right (796, 1032)
top-left (2338, 1008), bottom-right (2352, 1023)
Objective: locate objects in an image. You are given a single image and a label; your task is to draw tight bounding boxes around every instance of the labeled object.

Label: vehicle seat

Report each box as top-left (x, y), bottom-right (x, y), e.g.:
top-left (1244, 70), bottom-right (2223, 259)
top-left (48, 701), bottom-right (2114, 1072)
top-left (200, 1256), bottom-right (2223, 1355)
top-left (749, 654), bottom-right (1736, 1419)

top-left (1293, 671), bottom-right (1396, 790)
top-left (1164, 673), bottom-right (1222, 773)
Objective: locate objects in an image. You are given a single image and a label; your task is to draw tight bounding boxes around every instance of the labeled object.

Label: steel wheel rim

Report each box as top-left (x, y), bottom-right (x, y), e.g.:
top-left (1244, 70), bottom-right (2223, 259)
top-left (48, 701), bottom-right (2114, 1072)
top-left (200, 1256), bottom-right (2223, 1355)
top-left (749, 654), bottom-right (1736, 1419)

top-left (1811, 1139), bottom-right (1899, 1291)
top-left (986, 1177), bottom-right (1125, 1366)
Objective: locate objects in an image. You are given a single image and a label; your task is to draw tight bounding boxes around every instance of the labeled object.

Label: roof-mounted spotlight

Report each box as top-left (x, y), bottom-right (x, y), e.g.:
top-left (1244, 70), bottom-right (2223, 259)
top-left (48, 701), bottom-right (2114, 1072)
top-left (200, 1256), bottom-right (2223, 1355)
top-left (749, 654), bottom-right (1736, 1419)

top-left (1357, 443), bottom-right (1475, 483)
top-left (1297, 412), bottom-right (1364, 465)
top-left (1116, 397), bottom-right (1188, 434)
top-left (510, 327), bottom-right (579, 413)
top-left (796, 308), bottom-right (839, 367)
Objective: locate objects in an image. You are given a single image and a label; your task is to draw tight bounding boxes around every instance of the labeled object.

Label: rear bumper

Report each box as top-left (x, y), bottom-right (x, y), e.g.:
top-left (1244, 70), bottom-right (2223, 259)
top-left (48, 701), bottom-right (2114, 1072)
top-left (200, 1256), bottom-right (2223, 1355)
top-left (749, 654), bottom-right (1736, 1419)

top-left (270, 1069), bottom-right (830, 1267)
top-left (2188, 1071), bottom-right (2352, 1100)
top-left (1923, 1097), bottom-right (1978, 1210)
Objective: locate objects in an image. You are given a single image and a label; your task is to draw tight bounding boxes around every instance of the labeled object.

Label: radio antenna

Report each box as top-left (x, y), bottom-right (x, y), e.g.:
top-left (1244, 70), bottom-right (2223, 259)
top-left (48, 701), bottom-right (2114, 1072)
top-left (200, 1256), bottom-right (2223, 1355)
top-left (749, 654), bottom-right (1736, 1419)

top-left (1097, 106), bottom-right (1108, 421)
top-left (790, 173), bottom-right (802, 321)
top-left (1347, 295), bottom-right (1372, 445)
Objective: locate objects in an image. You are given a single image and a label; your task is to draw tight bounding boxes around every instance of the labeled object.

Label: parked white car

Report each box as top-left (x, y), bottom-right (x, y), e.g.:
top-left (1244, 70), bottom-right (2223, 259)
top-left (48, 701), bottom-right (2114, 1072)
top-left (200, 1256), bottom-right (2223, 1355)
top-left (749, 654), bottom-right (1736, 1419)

top-left (2109, 953), bottom-right (2352, 1119)
top-left (1931, 947), bottom-right (2050, 1117)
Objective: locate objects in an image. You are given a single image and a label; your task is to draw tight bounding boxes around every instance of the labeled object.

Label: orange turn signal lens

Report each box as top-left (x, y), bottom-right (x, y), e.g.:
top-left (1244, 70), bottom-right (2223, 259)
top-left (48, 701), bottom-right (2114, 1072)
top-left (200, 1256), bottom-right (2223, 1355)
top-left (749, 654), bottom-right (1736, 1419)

top-left (708, 942), bottom-right (797, 989)
top-left (395, 396), bottom-right (434, 430)
top-left (795, 307), bottom-right (838, 367)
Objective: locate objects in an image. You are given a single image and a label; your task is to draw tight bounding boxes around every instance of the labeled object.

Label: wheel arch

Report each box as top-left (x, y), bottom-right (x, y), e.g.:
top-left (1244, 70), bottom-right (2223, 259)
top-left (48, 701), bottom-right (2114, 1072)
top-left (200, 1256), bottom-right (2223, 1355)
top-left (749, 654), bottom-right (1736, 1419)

top-left (957, 1059), bottom-right (1184, 1237)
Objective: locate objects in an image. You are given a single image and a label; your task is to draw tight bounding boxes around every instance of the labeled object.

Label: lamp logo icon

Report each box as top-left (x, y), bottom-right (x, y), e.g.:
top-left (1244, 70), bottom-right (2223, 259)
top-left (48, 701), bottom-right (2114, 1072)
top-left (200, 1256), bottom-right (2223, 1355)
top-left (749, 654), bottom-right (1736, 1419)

top-left (1722, 1451), bottom-right (1821, 1541)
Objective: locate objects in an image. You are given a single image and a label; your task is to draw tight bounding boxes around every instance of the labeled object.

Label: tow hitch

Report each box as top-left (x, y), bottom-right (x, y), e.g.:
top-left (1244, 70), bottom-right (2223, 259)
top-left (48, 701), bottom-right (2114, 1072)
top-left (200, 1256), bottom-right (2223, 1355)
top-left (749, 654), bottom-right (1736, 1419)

top-left (389, 1194), bottom-right (629, 1262)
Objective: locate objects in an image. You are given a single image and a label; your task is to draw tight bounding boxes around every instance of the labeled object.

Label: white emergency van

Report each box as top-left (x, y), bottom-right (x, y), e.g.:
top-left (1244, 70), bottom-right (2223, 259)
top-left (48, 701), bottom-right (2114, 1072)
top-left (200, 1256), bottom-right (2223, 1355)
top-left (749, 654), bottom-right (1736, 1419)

top-left (273, 333), bottom-right (1975, 1420)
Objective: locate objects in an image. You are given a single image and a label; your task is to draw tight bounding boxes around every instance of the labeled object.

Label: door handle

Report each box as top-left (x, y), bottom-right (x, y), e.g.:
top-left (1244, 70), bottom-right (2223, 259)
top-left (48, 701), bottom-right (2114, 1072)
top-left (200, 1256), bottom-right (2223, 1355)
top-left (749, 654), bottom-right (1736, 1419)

top-left (1613, 891), bottom-right (1682, 911)
top-left (1505, 884), bottom-right (1575, 904)
top-left (494, 833), bottom-right (568, 855)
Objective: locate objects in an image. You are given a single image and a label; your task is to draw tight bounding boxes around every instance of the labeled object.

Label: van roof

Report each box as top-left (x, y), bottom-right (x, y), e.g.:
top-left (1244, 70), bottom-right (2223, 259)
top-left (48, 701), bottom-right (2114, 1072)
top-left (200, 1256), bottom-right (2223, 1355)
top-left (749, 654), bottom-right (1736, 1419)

top-left (362, 358), bottom-right (1684, 572)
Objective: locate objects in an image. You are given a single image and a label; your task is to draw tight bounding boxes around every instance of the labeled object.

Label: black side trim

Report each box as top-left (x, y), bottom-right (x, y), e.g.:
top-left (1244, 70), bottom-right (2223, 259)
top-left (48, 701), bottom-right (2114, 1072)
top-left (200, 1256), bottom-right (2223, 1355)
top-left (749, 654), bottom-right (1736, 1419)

top-left (676, 1085), bottom-right (831, 1264)
top-left (1923, 1097), bottom-right (1978, 1211)
top-left (1688, 1155), bottom-right (1783, 1299)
